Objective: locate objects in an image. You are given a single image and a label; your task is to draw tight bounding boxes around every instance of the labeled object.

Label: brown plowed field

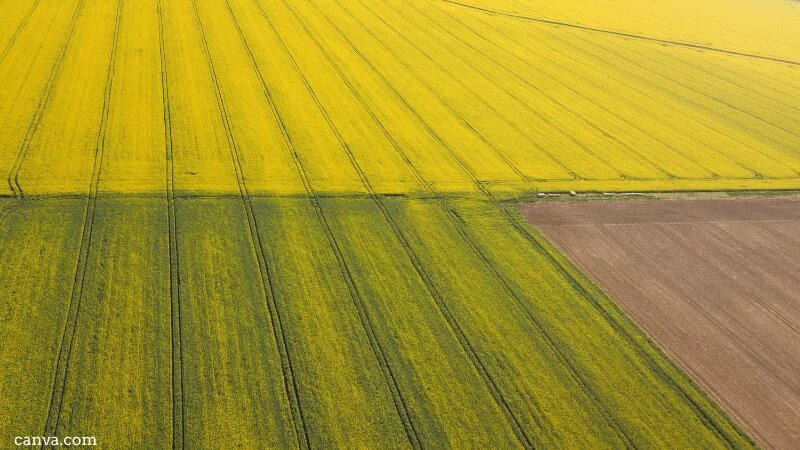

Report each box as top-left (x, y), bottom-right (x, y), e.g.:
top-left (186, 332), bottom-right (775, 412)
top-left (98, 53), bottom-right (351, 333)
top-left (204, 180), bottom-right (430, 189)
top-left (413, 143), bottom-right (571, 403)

top-left (520, 198), bottom-right (800, 449)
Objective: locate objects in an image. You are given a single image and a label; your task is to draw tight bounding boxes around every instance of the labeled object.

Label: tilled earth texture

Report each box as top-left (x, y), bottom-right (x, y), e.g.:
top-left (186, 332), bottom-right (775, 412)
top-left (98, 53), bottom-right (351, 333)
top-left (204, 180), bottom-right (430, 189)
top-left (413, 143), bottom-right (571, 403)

top-left (522, 197), bottom-right (800, 449)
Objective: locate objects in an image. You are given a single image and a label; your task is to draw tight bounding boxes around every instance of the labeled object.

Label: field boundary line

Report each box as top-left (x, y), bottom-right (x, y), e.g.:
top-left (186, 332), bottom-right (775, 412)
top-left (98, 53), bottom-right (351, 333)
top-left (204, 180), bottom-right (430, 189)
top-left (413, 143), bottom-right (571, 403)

top-left (418, 2), bottom-right (759, 180)
top-left (189, 1), bottom-right (313, 447)
top-left (396, 0), bottom-right (625, 182)
top-left (42, 0), bottom-right (121, 443)
top-left (413, 0), bottom-right (690, 181)
top-left (567, 26), bottom-right (800, 141)
top-left (0, 0), bottom-right (44, 64)
top-left (420, 0), bottom-right (800, 180)
top-left (466, 8), bottom-right (800, 177)
top-left (156, 0), bottom-right (185, 447)
top-left (539, 26), bottom-right (800, 169)
top-left (7, 0), bottom-right (85, 198)
top-left (438, 0), bottom-right (800, 67)
top-left (500, 204), bottom-right (753, 447)
top-left (552, 218), bottom-right (800, 227)
top-left (622, 39), bottom-right (800, 116)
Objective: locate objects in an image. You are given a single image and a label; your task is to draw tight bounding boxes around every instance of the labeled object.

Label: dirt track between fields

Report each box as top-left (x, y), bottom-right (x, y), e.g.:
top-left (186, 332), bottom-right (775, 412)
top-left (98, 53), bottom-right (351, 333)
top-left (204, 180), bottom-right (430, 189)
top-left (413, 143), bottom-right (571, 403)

top-left (520, 197), bottom-right (800, 449)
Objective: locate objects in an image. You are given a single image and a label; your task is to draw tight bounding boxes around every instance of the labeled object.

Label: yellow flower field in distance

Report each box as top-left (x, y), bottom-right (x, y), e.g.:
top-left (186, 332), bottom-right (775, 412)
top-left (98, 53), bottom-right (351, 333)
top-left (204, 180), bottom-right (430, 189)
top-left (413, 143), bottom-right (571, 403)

top-left (451, 0), bottom-right (800, 63)
top-left (0, 0), bottom-right (797, 198)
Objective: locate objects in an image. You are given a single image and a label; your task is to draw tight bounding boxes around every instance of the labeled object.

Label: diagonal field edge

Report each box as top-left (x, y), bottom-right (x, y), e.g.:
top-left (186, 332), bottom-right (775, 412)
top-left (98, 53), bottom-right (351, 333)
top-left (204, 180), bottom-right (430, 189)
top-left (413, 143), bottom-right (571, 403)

top-left (439, 0), bottom-right (800, 67)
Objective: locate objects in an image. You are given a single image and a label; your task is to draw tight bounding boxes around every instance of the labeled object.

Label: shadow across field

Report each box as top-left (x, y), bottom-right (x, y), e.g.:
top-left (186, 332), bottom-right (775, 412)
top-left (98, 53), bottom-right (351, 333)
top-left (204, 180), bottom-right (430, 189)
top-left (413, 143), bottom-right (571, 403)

top-left (0, 195), bottom-right (753, 449)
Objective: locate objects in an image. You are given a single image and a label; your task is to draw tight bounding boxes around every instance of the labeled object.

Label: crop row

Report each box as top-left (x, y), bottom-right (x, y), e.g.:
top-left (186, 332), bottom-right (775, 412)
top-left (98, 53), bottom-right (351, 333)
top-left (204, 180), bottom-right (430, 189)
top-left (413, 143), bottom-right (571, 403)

top-left (0, 196), bottom-right (755, 448)
top-left (0, 0), bottom-right (798, 198)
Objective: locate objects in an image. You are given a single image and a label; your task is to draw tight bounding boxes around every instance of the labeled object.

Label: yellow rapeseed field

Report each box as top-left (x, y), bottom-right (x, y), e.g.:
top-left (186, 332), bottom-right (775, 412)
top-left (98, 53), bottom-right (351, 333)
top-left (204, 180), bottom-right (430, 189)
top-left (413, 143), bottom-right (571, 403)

top-left (0, 0), bottom-right (796, 447)
top-left (0, 0), bottom-right (797, 197)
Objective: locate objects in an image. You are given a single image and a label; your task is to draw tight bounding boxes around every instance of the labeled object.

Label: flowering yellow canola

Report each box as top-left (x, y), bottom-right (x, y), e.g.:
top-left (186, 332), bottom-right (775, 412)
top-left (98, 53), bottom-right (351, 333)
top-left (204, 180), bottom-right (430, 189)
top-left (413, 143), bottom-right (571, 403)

top-left (0, 0), bottom-right (797, 197)
top-left (0, 0), bottom-right (794, 447)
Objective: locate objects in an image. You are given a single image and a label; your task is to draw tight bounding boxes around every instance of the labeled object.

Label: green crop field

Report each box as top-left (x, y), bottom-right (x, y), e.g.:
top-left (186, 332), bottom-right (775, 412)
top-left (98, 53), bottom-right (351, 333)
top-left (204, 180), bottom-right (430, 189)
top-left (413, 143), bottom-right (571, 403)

top-left (1, 0), bottom-right (797, 447)
top-left (0, 197), bottom-right (757, 448)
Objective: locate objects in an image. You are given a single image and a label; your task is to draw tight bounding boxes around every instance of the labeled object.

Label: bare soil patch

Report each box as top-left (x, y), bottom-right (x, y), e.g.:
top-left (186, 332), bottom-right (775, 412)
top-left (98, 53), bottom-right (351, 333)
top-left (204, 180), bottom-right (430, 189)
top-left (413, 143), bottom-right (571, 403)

top-left (520, 197), bottom-right (800, 449)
